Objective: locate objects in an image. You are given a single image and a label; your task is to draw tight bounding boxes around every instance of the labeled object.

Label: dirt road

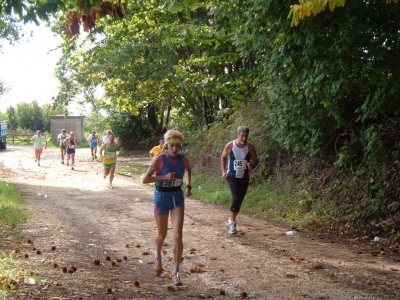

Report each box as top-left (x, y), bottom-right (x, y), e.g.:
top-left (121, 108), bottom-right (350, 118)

top-left (1, 145), bottom-right (400, 300)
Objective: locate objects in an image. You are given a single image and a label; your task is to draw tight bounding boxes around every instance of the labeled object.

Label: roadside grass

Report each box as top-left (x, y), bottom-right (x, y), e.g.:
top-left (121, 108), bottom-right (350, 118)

top-left (0, 180), bottom-right (32, 299)
top-left (116, 164), bottom-right (148, 178)
top-left (0, 181), bottom-right (27, 226)
top-left (189, 173), bottom-right (328, 228)
top-left (191, 173), bottom-right (283, 219)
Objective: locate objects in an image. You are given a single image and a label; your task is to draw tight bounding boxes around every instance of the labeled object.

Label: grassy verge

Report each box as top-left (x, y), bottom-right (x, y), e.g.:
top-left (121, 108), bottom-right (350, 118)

top-left (0, 180), bottom-right (31, 299)
top-left (189, 173), bottom-right (326, 229)
top-left (190, 173), bottom-right (284, 218)
top-left (116, 164), bottom-right (149, 178)
top-left (0, 181), bottom-right (27, 226)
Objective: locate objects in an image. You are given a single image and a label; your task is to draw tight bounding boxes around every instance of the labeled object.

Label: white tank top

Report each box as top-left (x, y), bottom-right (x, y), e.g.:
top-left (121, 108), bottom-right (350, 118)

top-left (227, 140), bottom-right (250, 178)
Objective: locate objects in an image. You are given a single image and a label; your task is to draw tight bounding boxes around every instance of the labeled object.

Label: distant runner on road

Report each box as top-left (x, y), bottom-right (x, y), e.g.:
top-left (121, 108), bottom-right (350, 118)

top-left (99, 133), bottom-right (120, 189)
top-left (31, 130), bottom-right (47, 167)
top-left (57, 129), bottom-right (69, 164)
top-left (87, 130), bottom-right (98, 160)
top-left (64, 132), bottom-right (78, 170)
top-left (102, 130), bottom-right (112, 146)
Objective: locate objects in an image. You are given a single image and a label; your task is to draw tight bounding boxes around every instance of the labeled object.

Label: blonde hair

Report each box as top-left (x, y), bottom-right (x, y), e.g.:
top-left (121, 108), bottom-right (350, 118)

top-left (164, 130), bottom-right (184, 144)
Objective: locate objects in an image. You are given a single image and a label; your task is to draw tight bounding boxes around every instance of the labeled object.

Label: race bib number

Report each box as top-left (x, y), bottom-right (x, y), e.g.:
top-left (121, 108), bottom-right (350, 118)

top-left (69, 145), bottom-right (75, 149)
top-left (107, 152), bottom-right (115, 158)
top-left (234, 160), bottom-right (247, 170)
top-left (162, 178), bottom-right (182, 187)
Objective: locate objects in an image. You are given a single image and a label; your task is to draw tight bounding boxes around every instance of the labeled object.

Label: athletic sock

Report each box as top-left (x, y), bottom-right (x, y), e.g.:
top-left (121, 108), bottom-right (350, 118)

top-left (172, 266), bottom-right (179, 274)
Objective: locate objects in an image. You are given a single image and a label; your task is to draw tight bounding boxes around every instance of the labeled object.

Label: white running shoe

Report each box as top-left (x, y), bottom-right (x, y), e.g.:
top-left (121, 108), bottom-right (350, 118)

top-left (171, 272), bottom-right (182, 286)
top-left (226, 220), bottom-right (237, 234)
top-left (109, 183), bottom-right (114, 189)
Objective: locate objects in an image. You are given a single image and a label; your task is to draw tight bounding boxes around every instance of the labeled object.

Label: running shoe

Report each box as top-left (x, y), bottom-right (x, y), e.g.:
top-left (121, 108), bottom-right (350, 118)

top-left (153, 258), bottom-right (163, 276)
top-left (226, 220), bottom-right (237, 234)
top-left (109, 183), bottom-right (114, 189)
top-left (66, 161), bottom-right (69, 166)
top-left (35, 159), bottom-right (37, 162)
top-left (171, 272), bottom-right (182, 286)
top-left (71, 166), bottom-right (74, 170)
top-left (38, 162), bottom-right (40, 166)
top-left (61, 160), bottom-right (64, 164)
top-left (95, 155), bottom-right (97, 159)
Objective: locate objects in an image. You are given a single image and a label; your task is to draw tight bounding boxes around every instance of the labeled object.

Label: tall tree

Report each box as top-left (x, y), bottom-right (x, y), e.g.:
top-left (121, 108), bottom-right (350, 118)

top-left (5, 106), bottom-right (17, 130)
top-left (54, 0), bottom-right (257, 134)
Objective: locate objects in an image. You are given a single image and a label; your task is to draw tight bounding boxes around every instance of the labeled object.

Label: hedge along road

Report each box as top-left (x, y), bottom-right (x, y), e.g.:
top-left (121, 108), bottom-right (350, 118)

top-left (0, 145), bottom-right (400, 300)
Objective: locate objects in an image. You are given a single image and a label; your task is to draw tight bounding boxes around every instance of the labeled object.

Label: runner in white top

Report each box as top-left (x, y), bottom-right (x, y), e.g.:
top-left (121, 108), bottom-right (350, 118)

top-left (57, 129), bottom-right (69, 164)
top-left (221, 126), bottom-right (258, 234)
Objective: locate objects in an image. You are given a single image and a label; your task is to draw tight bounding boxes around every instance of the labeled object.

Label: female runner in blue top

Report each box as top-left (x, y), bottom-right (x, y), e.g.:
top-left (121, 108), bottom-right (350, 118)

top-left (142, 129), bottom-right (191, 286)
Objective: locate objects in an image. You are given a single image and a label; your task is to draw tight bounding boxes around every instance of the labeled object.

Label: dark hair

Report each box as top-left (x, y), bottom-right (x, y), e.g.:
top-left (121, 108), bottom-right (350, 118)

top-left (159, 137), bottom-right (164, 141)
top-left (237, 126), bottom-right (250, 134)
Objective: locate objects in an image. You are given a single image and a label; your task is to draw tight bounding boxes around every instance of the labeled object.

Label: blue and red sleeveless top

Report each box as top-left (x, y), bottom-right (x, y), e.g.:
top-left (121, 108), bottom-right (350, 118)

top-left (155, 153), bottom-right (188, 191)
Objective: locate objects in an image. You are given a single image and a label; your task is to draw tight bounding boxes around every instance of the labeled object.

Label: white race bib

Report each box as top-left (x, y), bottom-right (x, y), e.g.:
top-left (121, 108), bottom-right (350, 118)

top-left (107, 152), bottom-right (115, 158)
top-left (162, 178), bottom-right (182, 187)
top-left (69, 145), bottom-right (75, 149)
top-left (234, 160), bottom-right (247, 170)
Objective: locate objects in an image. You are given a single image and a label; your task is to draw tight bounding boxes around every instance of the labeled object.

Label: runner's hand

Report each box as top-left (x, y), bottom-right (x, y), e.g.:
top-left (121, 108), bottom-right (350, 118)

top-left (165, 172), bottom-right (176, 180)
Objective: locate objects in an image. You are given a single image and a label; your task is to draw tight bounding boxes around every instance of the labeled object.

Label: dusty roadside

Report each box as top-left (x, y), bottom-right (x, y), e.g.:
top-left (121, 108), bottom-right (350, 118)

top-left (1, 145), bottom-right (400, 299)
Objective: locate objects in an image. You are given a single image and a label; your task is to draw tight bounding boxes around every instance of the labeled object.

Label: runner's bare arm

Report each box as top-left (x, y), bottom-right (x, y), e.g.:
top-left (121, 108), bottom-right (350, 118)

top-left (247, 143), bottom-right (258, 170)
top-left (221, 142), bottom-right (232, 178)
top-left (185, 160), bottom-right (192, 197)
top-left (99, 143), bottom-right (107, 156)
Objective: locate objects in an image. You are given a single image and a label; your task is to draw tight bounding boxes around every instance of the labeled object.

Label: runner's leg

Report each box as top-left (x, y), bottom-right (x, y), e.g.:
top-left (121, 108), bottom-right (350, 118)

top-left (154, 213), bottom-right (169, 257)
top-left (109, 164), bottom-right (116, 183)
top-left (170, 206), bottom-right (184, 271)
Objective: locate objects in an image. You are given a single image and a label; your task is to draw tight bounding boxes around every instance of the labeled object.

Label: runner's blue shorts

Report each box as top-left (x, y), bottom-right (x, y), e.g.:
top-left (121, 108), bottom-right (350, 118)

top-left (153, 190), bottom-right (185, 215)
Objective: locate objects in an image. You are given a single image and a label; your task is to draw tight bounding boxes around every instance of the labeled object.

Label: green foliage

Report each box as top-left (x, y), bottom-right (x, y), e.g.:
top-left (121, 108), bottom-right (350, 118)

top-left (54, 0), bottom-right (257, 135)
top-left (84, 109), bottom-right (108, 136)
top-left (5, 106), bottom-right (17, 130)
top-left (185, 102), bottom-right (271, 179)
top-left (0, 0), bottom-right (68, 23)
top-left (0, 181), bottom-right (26, 226)
top-left (0, 80), bottom-right (9, 100)
top-left (190, 173), bottom-right (231, 205)
top-left (5, 101), bottom-right (63, 132)
top-left (106, 110), bottom-right (149, 148)
top-left (0, 14), bottom-right (20, 43)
